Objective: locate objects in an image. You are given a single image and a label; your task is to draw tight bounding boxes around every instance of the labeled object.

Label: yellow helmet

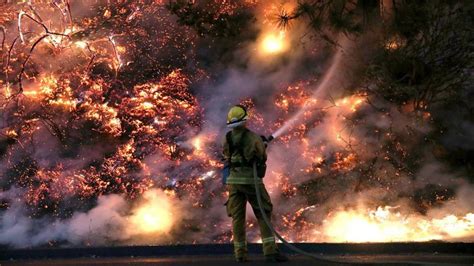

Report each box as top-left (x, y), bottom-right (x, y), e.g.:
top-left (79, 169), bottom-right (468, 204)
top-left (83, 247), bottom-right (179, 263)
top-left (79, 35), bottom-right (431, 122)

top-left (227, 105), bottom-right (248, 127)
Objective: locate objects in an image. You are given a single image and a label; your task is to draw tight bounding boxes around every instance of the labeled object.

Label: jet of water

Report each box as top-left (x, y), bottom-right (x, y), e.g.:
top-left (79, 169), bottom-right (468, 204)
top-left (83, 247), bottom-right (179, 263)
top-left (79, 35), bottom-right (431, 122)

top-left (272, 40), bottom-right (347, 139)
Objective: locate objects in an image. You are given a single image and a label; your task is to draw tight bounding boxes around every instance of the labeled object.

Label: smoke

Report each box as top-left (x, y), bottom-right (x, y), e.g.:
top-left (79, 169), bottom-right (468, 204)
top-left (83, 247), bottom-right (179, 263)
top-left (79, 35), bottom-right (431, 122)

top-left (0, 0), bottom-right (473, 248)
top-left (0, 189), bottom-right (183, 248)
top-left (272, 36), bottom-right (348, 138)
top-left (260, 92), bottom-right (474, 242)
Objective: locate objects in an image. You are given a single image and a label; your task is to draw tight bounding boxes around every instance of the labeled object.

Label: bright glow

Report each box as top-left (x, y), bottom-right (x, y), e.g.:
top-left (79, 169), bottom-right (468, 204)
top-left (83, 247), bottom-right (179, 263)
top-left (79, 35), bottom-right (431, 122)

top-left (191, 136), bottom-right (203, 151)
top-left (260, 31), bottom-right (287, 55)
top-left (199, 170), bottom-right (215, 181)
top-left (322, 206), bottom-right (474, 242)
top-left (4, 84), bottom-right (11, 98)
top-left (141, 101), bottom-right (154, 109)
top-left (335, 95), bottom-right (366, 112)
top-left (130, 190), bottom-right (174, 234)
top-left (6, 129), bottom-right (18, 138)
top-left (75, 41), bottom-right (88, 49)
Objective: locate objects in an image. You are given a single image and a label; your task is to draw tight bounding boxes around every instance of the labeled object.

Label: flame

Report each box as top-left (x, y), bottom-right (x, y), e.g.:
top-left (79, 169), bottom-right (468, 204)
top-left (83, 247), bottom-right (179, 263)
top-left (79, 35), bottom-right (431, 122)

top-left (129, 190), bottom-right (175, 235)
top-left (335, 95), bottom-right (366, 112)
top-left (260, 31), bottom-right (287, 55)
top-left (322, 206), bottom-right (474, 242)
top-left (75, 41), bottom-right (88, 49)
top-left (5, 129), bottom-right (18, 138)
top-left (191, 136), bottom-right (203, 151)
top-left (385, 36), bottom-right (405, 51)
top-left (141, 101), bottom-right (154, 109)
top-left (3, 84), bottom-right (11, 98)
top-left (2, 1), bottom-right (473, 247)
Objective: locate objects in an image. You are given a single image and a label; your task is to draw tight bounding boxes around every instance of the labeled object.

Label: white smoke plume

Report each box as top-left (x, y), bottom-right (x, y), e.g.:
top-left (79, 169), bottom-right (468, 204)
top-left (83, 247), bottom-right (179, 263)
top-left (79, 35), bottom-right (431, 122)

top-left (0, 189), bottom-right (184, 248)
top-left (0, 1), bottom-right (472, 248)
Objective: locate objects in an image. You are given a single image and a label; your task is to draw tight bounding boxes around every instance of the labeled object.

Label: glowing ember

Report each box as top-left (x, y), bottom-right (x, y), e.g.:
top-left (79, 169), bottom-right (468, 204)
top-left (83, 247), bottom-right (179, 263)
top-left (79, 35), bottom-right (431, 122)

top-left (322, 206), bottom-right (474, 242)
top-left (260, 31), bottom-right (287, 54)
top-left (191, 136), bottom-right (203, 151)
top-left (0, 0), bottom-right (472, 248)
top-left (130, 190), bottom-right (175, 235)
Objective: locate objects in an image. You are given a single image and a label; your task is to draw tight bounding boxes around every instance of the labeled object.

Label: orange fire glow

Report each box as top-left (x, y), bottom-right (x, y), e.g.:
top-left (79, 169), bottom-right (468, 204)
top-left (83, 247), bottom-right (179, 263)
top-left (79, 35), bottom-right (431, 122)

top-left (322, 206), bottom-right (474, 242)
top-left (260, 31), bottom-right (287, 55)
top-left (129, 190), bottom-right (175, 235)
top-left (1, 1), bottom-right (472, 248)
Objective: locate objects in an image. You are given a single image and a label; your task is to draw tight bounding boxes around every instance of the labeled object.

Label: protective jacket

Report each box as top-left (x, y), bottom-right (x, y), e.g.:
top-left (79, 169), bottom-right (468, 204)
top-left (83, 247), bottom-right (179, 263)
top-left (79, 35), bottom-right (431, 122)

top-left (223, 126), bottom-right (277, 259)
top-left (222, 126), bottom-right (267, 184)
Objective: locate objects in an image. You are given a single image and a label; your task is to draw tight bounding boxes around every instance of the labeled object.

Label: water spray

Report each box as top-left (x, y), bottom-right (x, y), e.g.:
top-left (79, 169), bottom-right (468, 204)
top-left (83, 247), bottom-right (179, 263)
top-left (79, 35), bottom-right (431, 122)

top-left (272, 44), bottom-right (345, 139)
top-left (255, 134), bottom-right (362, 264)
top-left (252, 39), bottom-right (353, 264)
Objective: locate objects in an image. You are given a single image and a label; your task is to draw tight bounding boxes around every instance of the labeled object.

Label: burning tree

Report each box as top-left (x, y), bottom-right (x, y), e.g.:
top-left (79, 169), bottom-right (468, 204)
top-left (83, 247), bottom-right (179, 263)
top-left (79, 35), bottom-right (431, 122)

top-left (0, 0), bottom-right (473, 248)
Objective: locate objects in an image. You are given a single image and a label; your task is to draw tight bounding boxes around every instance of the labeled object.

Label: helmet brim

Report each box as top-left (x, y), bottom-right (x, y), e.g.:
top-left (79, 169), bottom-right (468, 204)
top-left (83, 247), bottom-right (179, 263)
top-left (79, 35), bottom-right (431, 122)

top-left (226, 118), bottom-right (247, 128)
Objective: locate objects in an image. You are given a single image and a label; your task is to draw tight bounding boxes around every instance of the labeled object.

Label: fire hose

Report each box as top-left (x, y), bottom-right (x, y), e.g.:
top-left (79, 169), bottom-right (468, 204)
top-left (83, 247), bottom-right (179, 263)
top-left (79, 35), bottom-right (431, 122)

top-left (252, 162), bottom-right (348, 265)
top-left (252, 135), bottom-right (347, 264)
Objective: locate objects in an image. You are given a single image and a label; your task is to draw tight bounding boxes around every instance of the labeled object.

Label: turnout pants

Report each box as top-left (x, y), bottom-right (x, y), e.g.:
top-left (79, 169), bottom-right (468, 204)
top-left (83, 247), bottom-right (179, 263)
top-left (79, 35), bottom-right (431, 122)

top-left (226, 184), bottom-right (277, 258)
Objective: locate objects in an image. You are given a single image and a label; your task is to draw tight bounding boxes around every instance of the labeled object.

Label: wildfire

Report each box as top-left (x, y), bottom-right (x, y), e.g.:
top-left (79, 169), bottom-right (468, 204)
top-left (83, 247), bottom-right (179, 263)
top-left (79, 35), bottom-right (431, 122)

top-left (5, 129), bottom-right (18, 138)
top-left (384, 36), bottom-right (405, 51)
top-left (322, 206), bottom-right (474, 242)
top-left (191, 136), bottom-right (203, 151)
top-left (335, 94), bottom-right (366, 112)
top-left (260, 31), bottom-right (287, 55)
top-left (0, 0), bottom-right (472, 249)
top-left (129, 190), bottom-right (175, 235)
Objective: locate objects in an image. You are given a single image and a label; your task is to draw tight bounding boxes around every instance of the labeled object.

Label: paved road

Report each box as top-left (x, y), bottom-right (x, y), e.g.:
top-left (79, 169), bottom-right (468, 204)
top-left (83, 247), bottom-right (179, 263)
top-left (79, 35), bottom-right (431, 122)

top-left (2, 244), bottom-right (473, 265)
top-left (2, 254), bottom-right (474, 266)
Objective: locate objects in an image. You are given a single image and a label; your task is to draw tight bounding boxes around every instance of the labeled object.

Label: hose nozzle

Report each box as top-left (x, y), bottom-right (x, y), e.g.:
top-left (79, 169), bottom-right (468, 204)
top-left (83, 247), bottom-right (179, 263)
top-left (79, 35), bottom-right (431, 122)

top-left (261, 135), bottom-right (275, 147)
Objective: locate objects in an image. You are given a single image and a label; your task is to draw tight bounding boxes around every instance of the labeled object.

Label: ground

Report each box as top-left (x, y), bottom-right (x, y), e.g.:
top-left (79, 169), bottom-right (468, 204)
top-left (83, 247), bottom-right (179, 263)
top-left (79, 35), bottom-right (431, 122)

top-left (1, 244), bottom-right (473, 266)
top-left (2, 254), bottom-right (474, 266)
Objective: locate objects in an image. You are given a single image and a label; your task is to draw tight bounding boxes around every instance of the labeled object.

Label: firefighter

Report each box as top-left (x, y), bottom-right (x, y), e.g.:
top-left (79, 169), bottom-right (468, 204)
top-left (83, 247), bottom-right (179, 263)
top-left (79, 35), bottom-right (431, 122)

top-left (223, 105), bottom-right (289, 263)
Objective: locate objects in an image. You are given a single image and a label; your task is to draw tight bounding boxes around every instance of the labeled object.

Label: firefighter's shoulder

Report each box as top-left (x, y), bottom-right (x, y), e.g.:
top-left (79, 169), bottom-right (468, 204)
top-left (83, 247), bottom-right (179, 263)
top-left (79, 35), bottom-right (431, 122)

top-left (245, 129), bottom-right (263, 143)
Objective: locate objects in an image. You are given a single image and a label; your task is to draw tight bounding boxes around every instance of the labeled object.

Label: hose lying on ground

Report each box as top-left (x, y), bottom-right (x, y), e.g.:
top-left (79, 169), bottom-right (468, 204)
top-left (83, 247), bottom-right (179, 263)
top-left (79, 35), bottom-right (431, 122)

top-left (252, 162), bottom-right (347, 265)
